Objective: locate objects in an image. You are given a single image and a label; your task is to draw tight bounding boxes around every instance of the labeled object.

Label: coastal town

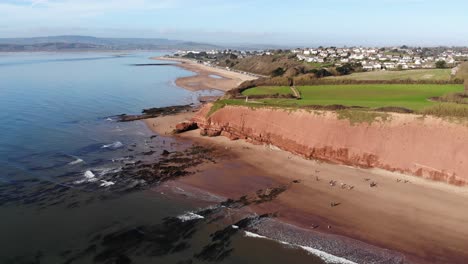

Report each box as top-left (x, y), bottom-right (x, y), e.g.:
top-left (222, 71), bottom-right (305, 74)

top-left (176, 46), bottom-right (468, 73)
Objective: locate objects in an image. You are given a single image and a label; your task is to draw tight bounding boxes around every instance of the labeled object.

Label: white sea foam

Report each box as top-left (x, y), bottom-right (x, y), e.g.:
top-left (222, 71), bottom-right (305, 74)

top-left (299, 246), bottom-right (357, 264)
top-left (244, 231), bottom-right (268, 239)
top-left (244, 231), bottom-right (357, 264)
top-left (68, 158), bottom-right (84, 165)
top-left (101, 141), bottom-right (124, 149)
top-left (95, 167), bottom-right (122, 176)
top-left (84, 170), bottom-right (96, 179)
top-left (177, 212), bottom-right (205, 222)
top-left (75, 170), bottom-right (98, 184)
top-left (100, 180), bottom-right (115, 187)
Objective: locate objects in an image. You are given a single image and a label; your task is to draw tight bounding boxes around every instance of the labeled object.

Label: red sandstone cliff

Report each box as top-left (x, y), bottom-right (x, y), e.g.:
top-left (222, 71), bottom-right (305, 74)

top-left (192, 104), bottom-right (468, 185)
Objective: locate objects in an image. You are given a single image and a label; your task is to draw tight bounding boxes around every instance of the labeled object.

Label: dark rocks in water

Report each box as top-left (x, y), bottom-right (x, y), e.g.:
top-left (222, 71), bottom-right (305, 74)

top-left (194, 241), bottom-right (233, 262)
top-left (142, 105), bottom-right (193, 115)
top-left (118, 104), bottom-right (194, 122)
top-left (174, 121), bottom-right (198, 134)
top-left (67, 214), bottom-right (206, 263)
top-left (195, 213), bottom-right (275, 262)
top-left (95, 145), bottom-right (217, 192)
top-left (254, 185), bottom-right (288, 204)
top-left (150, 135), bottom-right (157, 139)
top-left (54, 172), bottom-right (284, 263)
top-left (220, 184), bottom-right (289, 208)
top-left (141, 150), bottom-right (156, 156)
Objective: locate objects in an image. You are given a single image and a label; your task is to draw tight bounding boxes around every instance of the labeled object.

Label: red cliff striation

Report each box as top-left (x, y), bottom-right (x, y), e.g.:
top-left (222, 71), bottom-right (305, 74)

top-left (191, 104), bottom-right (468, 186)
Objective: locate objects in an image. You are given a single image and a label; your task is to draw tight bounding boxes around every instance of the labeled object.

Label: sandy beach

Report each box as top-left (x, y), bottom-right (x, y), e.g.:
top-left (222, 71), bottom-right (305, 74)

top-left (151, 56), bottom-right (257, 91)
top-left (144, 114), bottom-right (468, 264)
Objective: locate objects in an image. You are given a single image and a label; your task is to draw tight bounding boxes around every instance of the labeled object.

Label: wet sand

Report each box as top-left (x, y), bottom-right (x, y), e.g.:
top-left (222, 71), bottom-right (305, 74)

top-left (145, 116), bottom-right (468, 264)
top-left (151, 57), bottom-right (257, 91)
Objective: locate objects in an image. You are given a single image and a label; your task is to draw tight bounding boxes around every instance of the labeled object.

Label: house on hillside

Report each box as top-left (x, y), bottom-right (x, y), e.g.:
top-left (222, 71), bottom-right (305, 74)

top-left (384, 62), bottom-right (396, 69)
top-left (363, 64), bottom-right (374, 71)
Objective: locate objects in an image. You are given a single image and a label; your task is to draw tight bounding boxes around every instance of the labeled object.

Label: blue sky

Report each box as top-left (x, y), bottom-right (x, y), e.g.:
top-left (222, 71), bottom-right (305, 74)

top-left (0, 0), bottom-right (467, 46)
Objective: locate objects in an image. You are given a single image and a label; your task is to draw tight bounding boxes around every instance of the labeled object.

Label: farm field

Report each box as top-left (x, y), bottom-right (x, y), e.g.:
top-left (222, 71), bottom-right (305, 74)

top-left (240, 84), bottom-right (464, 110)
top-left (325, 69), bottom-right (452, 81)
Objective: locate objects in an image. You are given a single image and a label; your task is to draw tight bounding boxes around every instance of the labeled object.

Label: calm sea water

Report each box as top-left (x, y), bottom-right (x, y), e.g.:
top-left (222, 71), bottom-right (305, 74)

top-left (0, 52), bottom-right (328, 264)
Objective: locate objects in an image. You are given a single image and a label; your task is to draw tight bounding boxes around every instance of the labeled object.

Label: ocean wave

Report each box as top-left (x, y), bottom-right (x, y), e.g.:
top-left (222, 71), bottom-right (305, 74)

top-left (100, 180), bottom-right (115, 187)
top-left (74, 170), bottom-right (98, 184)
top-left (84, 170), bottom-right (96, 180)
top-left (244, 231), bottom-right (357, 264)
top-left (177, 212), bottom-right (205, 222)
top-left (73, 167), bottom-right (121, 185)
top-left (68, 158), bottom-right (84, 165)
top-left (101, 141), bottom-right (124, 149)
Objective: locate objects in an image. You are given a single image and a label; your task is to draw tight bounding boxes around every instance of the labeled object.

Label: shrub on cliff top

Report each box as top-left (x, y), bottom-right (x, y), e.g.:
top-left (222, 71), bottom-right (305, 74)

top-left (419, 103), bottom-right (468, 119)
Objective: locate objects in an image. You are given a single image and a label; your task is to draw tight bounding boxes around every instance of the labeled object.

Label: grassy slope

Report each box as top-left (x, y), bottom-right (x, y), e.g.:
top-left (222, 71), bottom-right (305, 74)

top-left (325, 69), bottom-right (452, 81)
top-left (241, 84), bottom-right (464, 110)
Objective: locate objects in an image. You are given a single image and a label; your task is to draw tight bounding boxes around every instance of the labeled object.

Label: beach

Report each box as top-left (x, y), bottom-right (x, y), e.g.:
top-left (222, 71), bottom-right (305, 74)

top-left (145, 116), bottom-right (468, 263)
top-left (152, 56), bottom-right (257, 91)
top-left (143, 61), bottom-right (468, 263)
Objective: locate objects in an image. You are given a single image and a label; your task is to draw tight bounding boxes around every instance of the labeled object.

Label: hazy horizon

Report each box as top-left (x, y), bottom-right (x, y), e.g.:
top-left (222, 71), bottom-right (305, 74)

top-left (1, 0), bottom-right (467, 47)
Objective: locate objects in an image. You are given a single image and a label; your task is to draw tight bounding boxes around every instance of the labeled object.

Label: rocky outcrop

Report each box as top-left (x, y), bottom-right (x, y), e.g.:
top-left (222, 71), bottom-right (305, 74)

top-left (174, 121), bottom-right (198, 134)
top-left (193, 104), bottom-right (468, 186)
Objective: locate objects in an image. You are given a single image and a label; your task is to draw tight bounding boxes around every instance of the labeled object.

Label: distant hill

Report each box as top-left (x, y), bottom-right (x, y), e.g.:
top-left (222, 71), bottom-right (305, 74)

top-left (0, 35), bottom-right (221, 51)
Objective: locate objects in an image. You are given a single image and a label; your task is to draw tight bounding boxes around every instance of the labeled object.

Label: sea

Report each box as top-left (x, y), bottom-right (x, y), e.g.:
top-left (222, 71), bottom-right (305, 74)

top-left (0, 52), bottom-right (343, 264)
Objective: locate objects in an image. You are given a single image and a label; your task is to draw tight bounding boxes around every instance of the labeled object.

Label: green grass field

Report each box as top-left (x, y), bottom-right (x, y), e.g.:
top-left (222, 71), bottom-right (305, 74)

top-left (325, 69), bottom-right (452, 81)
top-left (241, 84), bottom-right (464, 110)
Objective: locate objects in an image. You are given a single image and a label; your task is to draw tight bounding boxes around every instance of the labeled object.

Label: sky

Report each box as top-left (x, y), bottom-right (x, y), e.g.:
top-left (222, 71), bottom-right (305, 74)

top-left (0, 0), bottom-right (467, 46)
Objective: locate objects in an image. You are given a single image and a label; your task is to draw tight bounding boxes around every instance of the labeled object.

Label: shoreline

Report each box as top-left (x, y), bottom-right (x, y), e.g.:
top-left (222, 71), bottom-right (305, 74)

top-left (144, 113), bottom-right (468, 263)
top-left (151, 56), bottom-right (257, 92)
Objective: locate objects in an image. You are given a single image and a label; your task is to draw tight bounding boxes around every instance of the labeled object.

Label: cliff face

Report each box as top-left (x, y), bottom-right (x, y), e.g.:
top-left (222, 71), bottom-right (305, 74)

top-left (193, 104), bottom-right (468, 185)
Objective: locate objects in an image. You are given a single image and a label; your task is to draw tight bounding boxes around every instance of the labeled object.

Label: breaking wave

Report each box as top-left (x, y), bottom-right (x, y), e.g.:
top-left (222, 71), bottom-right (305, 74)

top-left (100, 180), bottom-right (115, 187)
top-left (101, 141), bottom-right (124, 149)
top-left (68, 158), bottom-right (84, 165)
top-left (177, 212), bottom-right (205, 222)
top-left (244, 231), bottom-right (357, 264)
